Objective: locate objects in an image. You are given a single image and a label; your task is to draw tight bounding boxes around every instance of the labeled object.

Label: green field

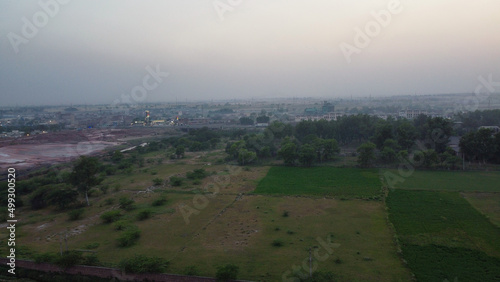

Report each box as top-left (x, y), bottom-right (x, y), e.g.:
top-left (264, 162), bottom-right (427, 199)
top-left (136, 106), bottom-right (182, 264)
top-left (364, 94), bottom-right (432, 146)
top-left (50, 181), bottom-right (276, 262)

top-left (387, 189), bottom-right (500, 281)
top-left (255, 166), bottom-right (381, 198)
top-left (389, 170), bottom-right (500, 192)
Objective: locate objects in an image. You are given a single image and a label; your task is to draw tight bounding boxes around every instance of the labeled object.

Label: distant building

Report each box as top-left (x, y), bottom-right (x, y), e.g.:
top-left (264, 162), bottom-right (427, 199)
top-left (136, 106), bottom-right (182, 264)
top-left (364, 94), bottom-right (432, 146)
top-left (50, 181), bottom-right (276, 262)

top-left (399, 109), bottom-right (427, 119)
top-left (321, 101), bottom-right (335, 113)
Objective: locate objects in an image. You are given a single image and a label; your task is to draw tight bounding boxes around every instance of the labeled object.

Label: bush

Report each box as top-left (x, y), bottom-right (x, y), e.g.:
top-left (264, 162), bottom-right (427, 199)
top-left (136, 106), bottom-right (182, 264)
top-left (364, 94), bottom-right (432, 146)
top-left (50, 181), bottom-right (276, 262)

top-left (282, 210), bottom-right (289, 217)
top-left (272, 239), bottom-right (284, 247)
top-left (68, 208), bottom-right (84, 221)
top-left (152, 178), bottom-right (163, 186)
top-left (104, 198), bottom-right (115, 205)
top-left (85, 243), bottom-right (100, 249)
top-left (136, 209), bottom-right (152, 221)
top-left (184, 265), bottom-right (200, 276)
top-left (119, 197), bottom-right (135, 211)
top-left (113, 220), bottom-right (131, 231)
top-left (151, 197), bottom-right (167, 207)
top-left (186, 168), bottom-right (208, 180)
top-left (117, 225), bottom-right (141, 247)
top-left (33, 252), bottom-right (57, 264)
top-left (216, 264), bottom-right (239, 281)
top-left (170, 176), bottom-right (183, 187)
top-left (119, 255), bottom-right (169, 274)
top-left (100, 210), bottom-right (121, 223)
top-left (54, 251), bottom-right (83, 269)
top-left (83, 254), bottom-right (100, 266)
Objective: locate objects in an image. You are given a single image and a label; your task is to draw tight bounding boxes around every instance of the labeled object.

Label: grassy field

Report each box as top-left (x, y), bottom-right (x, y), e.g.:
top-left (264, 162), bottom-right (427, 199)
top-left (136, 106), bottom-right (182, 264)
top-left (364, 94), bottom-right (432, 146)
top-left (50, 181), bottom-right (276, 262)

top-left (255, 166), bottom-right (382, 198)
top-left (389, 170), bottom-right (500, 192)
top-left (1, 152), bottom-right (415, 281)
top-left (387, 189), bottom-right (500, 281)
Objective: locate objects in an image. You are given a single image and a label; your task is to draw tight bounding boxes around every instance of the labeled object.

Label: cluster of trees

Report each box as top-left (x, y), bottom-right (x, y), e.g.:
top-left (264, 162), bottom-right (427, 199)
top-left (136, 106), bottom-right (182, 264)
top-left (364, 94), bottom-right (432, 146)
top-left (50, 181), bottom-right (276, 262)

top-left (460, 128), bottom-right (500, 164)
top-left (224, 114), bottom-right (456, 167)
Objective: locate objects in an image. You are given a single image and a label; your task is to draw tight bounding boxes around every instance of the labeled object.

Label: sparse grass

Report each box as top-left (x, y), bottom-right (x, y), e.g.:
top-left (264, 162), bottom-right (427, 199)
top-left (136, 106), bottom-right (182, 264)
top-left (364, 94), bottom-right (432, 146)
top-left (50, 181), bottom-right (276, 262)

top-left (255, 166), bottom-right (381, 197)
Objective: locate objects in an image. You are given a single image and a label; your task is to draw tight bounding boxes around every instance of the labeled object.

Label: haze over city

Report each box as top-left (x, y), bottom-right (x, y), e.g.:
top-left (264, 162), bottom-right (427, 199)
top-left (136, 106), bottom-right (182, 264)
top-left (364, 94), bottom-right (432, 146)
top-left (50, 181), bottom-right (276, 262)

top-left (1, 0), bottom-right (499, 106)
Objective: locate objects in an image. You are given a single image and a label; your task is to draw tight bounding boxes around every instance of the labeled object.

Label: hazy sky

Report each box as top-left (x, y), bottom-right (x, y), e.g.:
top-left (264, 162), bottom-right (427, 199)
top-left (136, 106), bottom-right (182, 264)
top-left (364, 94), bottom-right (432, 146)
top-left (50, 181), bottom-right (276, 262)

top-left (1, 0), bottom-right (499, 106)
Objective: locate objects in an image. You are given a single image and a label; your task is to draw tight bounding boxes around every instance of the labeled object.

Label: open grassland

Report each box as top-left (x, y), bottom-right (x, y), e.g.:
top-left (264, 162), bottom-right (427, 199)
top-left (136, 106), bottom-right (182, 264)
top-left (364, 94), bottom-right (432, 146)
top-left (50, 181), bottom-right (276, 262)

top-left (255, 166), bottom-right (382, 198)
top-left (389, 170), bottom-right (500, 192)
top-left (387, 189), bottom-right (500, 281)
top-left (1, 152), bottom-right (414, 281)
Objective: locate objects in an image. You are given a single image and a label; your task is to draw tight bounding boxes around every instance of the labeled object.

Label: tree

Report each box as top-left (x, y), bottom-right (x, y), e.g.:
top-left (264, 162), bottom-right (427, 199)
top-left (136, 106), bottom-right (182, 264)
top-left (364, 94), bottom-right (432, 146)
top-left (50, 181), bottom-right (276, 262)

top-left (459, 128), bottom-right (495, 163)
top-left (380, 147), bottom-right (397, 164)
top-left (357, 142), bottom-right (376, 168)
top-left (47, 185), bottom-right (78, 210)
top-left (256, 115), bottom-right (270, 123)
top-left (298, 144), bottom-right (316, 167)
top-left (278, 141), bottom-right (297, 166)
top-left (111, 150), bottom-right (124, 163)
top-left (372, 122), bottom-right (393, 149)
top-left (69, 156), bottom-right (102, 206)
top-left (175, 145), bottom-right (185, 158)
top-left (396, 122), bottom-right (417, 151)
top-left (239, 117), bottom-right (254, 125)
top-left (237, 149), bottom-right (257, 165)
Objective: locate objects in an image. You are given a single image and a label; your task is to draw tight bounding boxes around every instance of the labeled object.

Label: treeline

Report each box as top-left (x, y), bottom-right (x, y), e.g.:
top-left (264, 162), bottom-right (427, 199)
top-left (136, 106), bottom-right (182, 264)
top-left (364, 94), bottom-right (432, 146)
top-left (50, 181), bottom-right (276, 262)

top-left (224, 114), bottom-right (457, 167)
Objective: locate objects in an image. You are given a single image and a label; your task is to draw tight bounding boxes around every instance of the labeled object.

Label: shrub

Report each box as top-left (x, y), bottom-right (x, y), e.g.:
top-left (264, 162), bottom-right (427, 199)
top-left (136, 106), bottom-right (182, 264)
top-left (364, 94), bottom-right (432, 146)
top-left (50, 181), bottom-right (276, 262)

top-left (34, 252), bottom-right (57, 264)
top-left (119, 255), bottom-right (168, 274)
top-left (151, 197), bottom-right (167, 207)
top-left (136, 209), bottom-right (152, 221)
top-left (169, 176), bottom-right (183, 187)
top-left (113, 220), bottom-right (131, 231)
top-left (216, 264), bottom-right (239, 281)
top-left (117, 225), bottom-right (141, 247)
top-left (152, 178), bottom-right (163, 186)
top-left (83, 254), bottom-right (100, 266)
top-left (100, 184), bottom-right (109, 194)
top-left (282, 210), bottom-right (289, 217)
top-left (88, 187), bottom-right (102, 197)
top-left (184, 265), bottom-right (200, 276)
top-left (104, 198), bottom-right (114, 205)
top-left (119, 197), bottom-right (135, 211)
top-left (68, 208), bottom-right (84, 221)
top-left (100, 210), bottom-right (121, 223)
top-left (85, 243), bottom-right (100, 249)
top-left (272, 239), bottom-right (284, 247)
top-left (54, 251), bottom-right (83, 269)
top-left (186, 168), bottom-right (208, 180)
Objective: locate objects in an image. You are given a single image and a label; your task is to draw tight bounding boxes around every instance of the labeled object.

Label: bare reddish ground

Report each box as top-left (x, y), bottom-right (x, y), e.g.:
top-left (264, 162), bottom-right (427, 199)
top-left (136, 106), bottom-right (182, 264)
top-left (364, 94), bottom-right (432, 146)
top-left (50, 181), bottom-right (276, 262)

top-left (0, 128), bottom-right (174, 171)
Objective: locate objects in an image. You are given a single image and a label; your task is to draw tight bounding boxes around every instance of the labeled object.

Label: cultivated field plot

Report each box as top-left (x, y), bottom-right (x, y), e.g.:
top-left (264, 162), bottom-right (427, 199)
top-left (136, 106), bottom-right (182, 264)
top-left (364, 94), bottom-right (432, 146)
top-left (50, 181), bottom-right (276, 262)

top-left (254, 166), bottom-right (382, 198)
top-left (463, 192), bottom-right (500, 228)
top-left (387, 189), bottom-right (500, 281)
top-left (388, 170), bottom-right (500, 192)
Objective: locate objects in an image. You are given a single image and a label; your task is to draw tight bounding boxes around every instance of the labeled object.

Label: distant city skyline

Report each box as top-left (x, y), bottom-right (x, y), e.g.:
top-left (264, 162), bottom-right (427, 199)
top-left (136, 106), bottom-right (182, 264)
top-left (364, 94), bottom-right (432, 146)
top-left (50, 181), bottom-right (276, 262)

top-left (1, 0), bottom-right (499, 106)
